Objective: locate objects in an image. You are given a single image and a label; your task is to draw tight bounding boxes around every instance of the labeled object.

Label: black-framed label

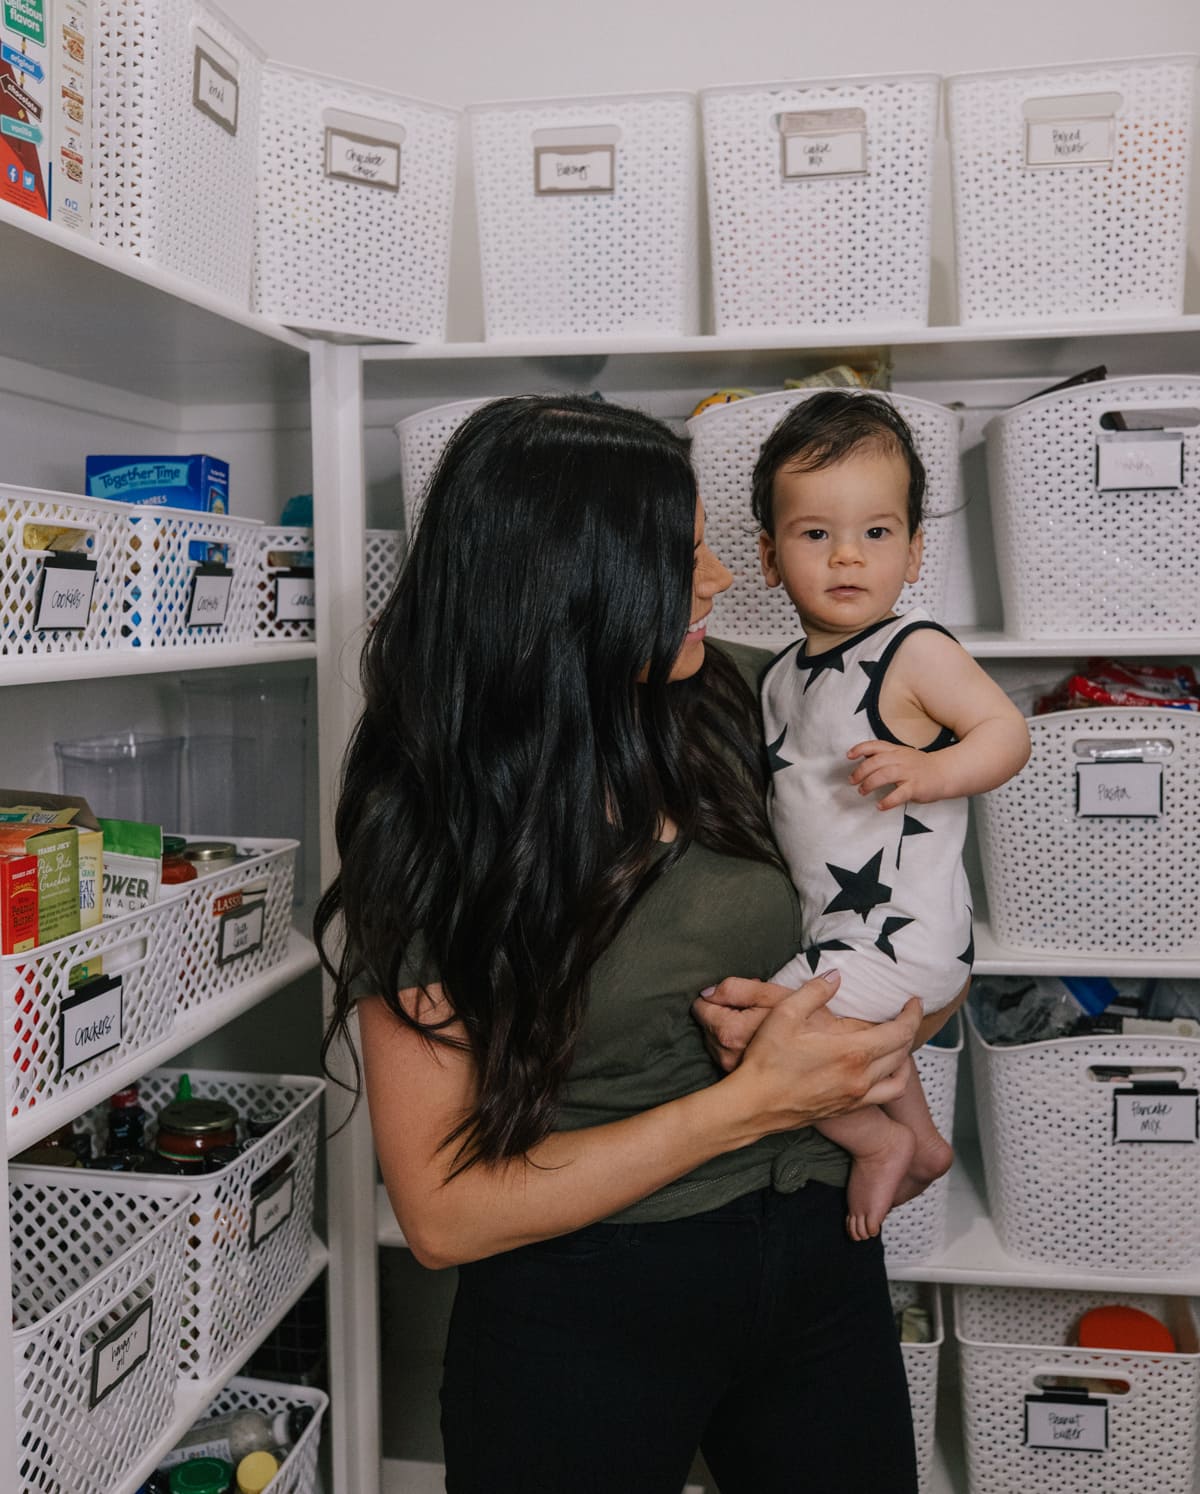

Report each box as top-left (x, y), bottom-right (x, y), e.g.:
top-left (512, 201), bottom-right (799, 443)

top-left (251, 1166), bottom-right (295, 1249)
top-left (186, 562), bottom-right (233, 628)
top-left (217, 898), bottom-right (264, 966)
top-left (60, 974), bottom-right (123, 1076)
top-left (1113, 1084), bottom-right (1199, 1143)
top-left (192, 43), bottom-right (238, 136)
top-left (780, 108), bottom-right (868, 180)
top-left (1024, 1393), bottom-right (1108, 1451)
top-left (534, 144), bottom-right (615, 195)
top-left (1096, 432), bottom-right (1184, 491)
top-left (1075, 760), bottom-right (1162, 818)
top-left (274, 567), bottom-right (315, 622)
top-left (88, 1297), bottom-right (153, 1409)
top-left (35, 550), bottom-right (97, 631)
top-left (325, 126), bottom-right (400, 190)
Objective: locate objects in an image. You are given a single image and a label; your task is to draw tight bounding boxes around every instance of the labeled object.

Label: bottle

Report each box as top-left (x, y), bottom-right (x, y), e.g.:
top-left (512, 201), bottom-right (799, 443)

top-left (168, 1459), bottom-right (234, 1494)
top-left (236, 1450), bottom-right (280, 1493)
top-left (162, 836), bottom-right (199, 888)
top-left (155, 1074), bottom-right (238, 1173)
top-left (107, 1084), bottom-right (147, 1152)
top-left (161, 1404), bottom-right (314, 1469)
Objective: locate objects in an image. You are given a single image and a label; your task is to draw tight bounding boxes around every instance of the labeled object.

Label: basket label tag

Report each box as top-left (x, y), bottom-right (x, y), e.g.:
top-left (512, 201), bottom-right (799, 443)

top-left (780, 109), bottom-right (867, 179)
top-left (89, 1297), bottom-right (153, 1409)
top-left (35, 551), bottom-right (96, 630)
top-left (60, 974), bottom-right (123, 1075)
top-left (275, 568), bottom-right (315, 622)
top-left (251, 1166), bottom-right (295, 1249)
top-left (1113, 1086), bottom-right (1198, 1143)
top-left (1075, 761), bottom-right (1162, 818)
top-left (193, 41), bottom-right (238, 137)
top-left (325, 127), bottom-right (400, 191)
top-left (1095, 432), bottom-right (1184, 491)
top-left (1025, 116), bottom-right (1114, 168)
top-left (186, 563), bottom-right (233, 628)
top-left (1024, 1394), bottom-right (1108, 1451)
top-left (534, 145), bottom-right (615, 195)
top-left (217, 898), bottom-right (265, 966)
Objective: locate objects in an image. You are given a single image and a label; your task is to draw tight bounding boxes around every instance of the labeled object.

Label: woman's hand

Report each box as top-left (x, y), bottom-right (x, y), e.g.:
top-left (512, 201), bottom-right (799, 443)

top-left (693, 976), bottom-right (824, 1073)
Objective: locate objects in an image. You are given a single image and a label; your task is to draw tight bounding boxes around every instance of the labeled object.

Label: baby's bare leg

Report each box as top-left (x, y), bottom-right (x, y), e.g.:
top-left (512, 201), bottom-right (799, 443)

top-left (882, 1066), bottom-right (954, 1207)
top-left (815, 1079), bottom-right (918, 1243)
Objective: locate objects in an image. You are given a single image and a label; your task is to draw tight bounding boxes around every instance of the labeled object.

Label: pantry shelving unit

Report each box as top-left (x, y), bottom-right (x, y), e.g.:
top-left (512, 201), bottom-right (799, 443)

top-left (0, 205), bottom-right (326, 1494)
top-left (4, 196), bottom-right (1200, 1493)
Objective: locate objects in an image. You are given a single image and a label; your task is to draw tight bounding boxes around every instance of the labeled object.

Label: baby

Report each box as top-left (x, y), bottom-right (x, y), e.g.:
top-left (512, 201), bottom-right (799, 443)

top-left (749, 391), bottom-right (1029, 1240)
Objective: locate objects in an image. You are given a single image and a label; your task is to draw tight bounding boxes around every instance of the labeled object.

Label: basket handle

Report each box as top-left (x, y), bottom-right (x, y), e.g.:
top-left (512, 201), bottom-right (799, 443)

top-left (1030, 1365), bottom-right (1133, 1396)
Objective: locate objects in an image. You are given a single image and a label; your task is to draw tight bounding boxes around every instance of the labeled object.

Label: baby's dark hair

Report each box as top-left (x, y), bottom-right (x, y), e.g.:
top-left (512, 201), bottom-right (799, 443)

top-left (750, 391), bottom-right (926, 537)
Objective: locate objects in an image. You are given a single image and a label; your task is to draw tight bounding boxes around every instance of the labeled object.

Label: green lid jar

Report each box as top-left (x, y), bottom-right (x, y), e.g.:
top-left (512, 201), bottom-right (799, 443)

top-left (169, 1457), bottom-right (235, 1493)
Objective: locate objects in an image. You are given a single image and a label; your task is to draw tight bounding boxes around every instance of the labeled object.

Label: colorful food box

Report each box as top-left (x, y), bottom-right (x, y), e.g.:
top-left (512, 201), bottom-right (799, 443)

top-left (0, 823), bottom-right (78, 944)
top-left (0, 789), bottom-right (102, 929)
top-left (0, 852), bottom-right (38, 954)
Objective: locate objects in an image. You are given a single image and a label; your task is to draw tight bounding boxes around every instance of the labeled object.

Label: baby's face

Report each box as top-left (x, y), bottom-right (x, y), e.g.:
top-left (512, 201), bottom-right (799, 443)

top-left (759, 445), bottom-right (923, 652)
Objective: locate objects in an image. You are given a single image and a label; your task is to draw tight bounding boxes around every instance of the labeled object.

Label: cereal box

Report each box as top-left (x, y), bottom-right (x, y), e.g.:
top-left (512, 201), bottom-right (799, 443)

top-left (0, 852), bottom-right (38, 954)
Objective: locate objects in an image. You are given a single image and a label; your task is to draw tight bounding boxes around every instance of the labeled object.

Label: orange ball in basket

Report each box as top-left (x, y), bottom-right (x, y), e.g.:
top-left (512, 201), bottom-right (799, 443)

top-left (1075, 1305), bottom-right (1176, 1353)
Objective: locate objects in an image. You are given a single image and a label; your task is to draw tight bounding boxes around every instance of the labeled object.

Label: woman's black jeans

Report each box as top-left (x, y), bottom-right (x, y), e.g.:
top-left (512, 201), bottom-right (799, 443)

top-left (440, 1179), bottom-right (919, 1494)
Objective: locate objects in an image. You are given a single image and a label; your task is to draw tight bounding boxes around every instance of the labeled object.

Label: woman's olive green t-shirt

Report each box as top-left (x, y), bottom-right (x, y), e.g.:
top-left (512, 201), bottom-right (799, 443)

top-left (375, 639), bottom-right (849, 1223)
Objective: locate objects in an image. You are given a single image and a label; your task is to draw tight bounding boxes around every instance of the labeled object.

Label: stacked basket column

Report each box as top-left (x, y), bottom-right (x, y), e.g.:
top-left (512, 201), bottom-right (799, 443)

top-left (883, 1018), bottom-right (962, 1266)
top-left (889, 1281), bottom-right (944, 1494)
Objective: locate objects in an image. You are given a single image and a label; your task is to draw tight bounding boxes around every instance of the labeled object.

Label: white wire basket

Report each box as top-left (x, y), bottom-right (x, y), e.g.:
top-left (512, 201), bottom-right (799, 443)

top-left (394, 398), bottom-right (492, 536)
top-left (955, 1286), bottom-right (1200, 1494)
top-left (253, 527), bottom-right (315, 642)
top-left (890, 1281), bottom-right (943, 1494)
top-left (967, 1009), bottom-right (1200, 1273)
top-left (254, 62), bottom-right (458, 341)
top-left (9, 1167), bottom-right (192, 1494)
top-left (79, 1066), bottom-right (324, 1380)
top-left (202, 1375), bottom-right (330, 1494)
top-left (93, 0), bottom-right (263, 305)
top-left (123, 506), bottom-right (262, 650)
top-left (365, 529), bottom-right (403, 619)
top-left (469, 91), bottom-right (700, 340)
top-left (985, 376), bottom-right (1200, 638)
top-left (945, 54), bottom-right (1197, 325)
top-left (883, 1016), bottom-right (962, 1266)
top-left (701, 73), bottom-right (938, 332)
top-left (686, 390), bottom-right (964, 646)
top-left (975, 708), bottom-right (1200, 956)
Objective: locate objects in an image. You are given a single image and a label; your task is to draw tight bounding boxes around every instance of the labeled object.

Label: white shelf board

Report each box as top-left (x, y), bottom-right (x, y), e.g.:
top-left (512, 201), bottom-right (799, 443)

top-left (361, 314), bottom-right (1200, 396)
top-left (112, 1239), bottom-right (329, 1494)
top-left (7, 929), bottom-right (320, 1155)
top-left (973, 917), bottom-right (1200, 979)
top-left (0, 640), bottom-right (318, 688)
top-left (0, 201), bottom-right (310, 405)
top-left (890, 1142), bottom-right (1200, 1294)
top-left (718, 629), bottom-right (1200, 661)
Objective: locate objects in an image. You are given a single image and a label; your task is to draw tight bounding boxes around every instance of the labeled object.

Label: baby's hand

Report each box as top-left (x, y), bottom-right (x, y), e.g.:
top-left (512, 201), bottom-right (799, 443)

top-left (847, 740), bottom-right (950, 810)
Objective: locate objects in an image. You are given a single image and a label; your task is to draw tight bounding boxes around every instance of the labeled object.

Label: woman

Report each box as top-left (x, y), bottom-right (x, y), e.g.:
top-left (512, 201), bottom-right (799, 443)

top-left (317, 395), bottom-right (936, 1494)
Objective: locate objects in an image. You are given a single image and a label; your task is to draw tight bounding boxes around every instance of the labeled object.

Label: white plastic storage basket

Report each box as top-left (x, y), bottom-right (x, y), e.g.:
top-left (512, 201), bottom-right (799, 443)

top-left (985, 376), bottom-right (1200, 638)
top-left (701, 74), bottom-right (938, 332)
top-left (254, 63), bottom-right (458, 341)
top-left (93, 0), bottom-right (264, 305)
top-left (946, 55), bottom-right (1197, 324)
top-left (394, 398), bottom-right (492, 535)
top-left (80, 1067), bottom-right (324, 1379)
top-left (686, 390), bottom-right (964, 645)
top-left (9, 1167), bottom-right (192, 1494)
top-left (975, 708), bottom-right (1200, 956)
top-left (890, 1281), bottom-right (943, 1494)
top-left (884, 1016), bottom-right (962, 1266)
top-left (202, 1375), bottom-right (330, 1494)
top-left (254, 527), bottom-right (315, 641)
top-left (124, 506), bottom-right (262, 650)
top-left (967, 1009), bottom-right (1200, 1272)
top-left (172, 836), bottom-right (297, 1021)
top-left (955, 1286), bottom-right (1200, 1494)
top-left (470, 92), bottom-right (700, 339)
top-left (365, 529), bottom-right (403, 619)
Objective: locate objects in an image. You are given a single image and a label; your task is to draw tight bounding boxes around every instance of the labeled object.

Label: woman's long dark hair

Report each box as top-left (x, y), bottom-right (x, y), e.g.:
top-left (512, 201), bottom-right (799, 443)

top-left (316, 394), bottom-right (779, 1174)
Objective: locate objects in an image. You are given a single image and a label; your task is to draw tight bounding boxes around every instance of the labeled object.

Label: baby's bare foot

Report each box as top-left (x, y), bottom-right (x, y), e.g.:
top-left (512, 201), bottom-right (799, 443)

top-left (845, 1121), bottom-right (917, 1241)
top-left (893, 1131), bottom-right (954, 1208)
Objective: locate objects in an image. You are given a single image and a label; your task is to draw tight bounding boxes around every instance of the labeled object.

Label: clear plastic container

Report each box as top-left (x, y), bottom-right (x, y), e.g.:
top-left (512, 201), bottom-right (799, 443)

top-left (55, 732), bottom-right (183, 826)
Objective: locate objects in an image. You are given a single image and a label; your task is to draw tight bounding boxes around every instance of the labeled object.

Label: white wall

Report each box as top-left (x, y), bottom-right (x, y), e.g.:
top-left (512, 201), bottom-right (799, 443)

top-left (237, 0), bottom-right (1200, 338)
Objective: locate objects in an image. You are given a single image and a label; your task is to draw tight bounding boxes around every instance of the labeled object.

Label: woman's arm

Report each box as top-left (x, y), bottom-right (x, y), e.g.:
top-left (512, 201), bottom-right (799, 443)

top-left (361, 971), bottom-right (921, 1270)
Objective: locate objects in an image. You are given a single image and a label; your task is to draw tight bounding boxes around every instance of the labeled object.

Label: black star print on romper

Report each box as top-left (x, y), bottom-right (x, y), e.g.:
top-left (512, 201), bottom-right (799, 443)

top-left (875, 916), bottom-right (914, 962)
top-left (822, 849), bottom-right (893, 922)
top-left (958, 921), bottom-right (975, 967)
top-left (799, 650), bottom-right (845, 693)
top-left (854, 660), bottom-right (878, 714)
top-left (896, 812), bottom-right (933, 868)
top-left (803, 938), bottom-right (853, 973)
top-left (766, 725), bottom-right (792, 773)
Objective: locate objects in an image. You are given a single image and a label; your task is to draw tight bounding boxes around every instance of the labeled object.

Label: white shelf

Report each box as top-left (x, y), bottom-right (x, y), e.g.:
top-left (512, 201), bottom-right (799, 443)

top-left (0, 201), bottom-right (310, 406)
top-left (0, 640), bottom-right (318, 689)
top-left (112, 1239), bottom-right (329, 1494)
top-left (7, 929), bottom-right (320, 1156)
top-left (973, 917), bottom-right (1200, 978)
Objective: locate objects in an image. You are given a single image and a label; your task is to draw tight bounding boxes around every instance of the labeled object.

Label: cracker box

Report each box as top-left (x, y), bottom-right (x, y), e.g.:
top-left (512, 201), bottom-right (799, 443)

top-left (86, 453), bottom-right (230, 563)
top-left (0, 823), bottom-right (78, 945)
top-left (0, 789), bottom-right (101, 929)
top-left (0, 852), bottom-right (38, 954)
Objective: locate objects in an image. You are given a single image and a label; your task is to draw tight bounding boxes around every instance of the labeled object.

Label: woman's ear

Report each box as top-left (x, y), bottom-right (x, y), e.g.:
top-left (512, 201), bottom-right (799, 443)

top-left (905, 527), bottom-right (924, 586)
top-left (758, 529), bottom-right (781, 588)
